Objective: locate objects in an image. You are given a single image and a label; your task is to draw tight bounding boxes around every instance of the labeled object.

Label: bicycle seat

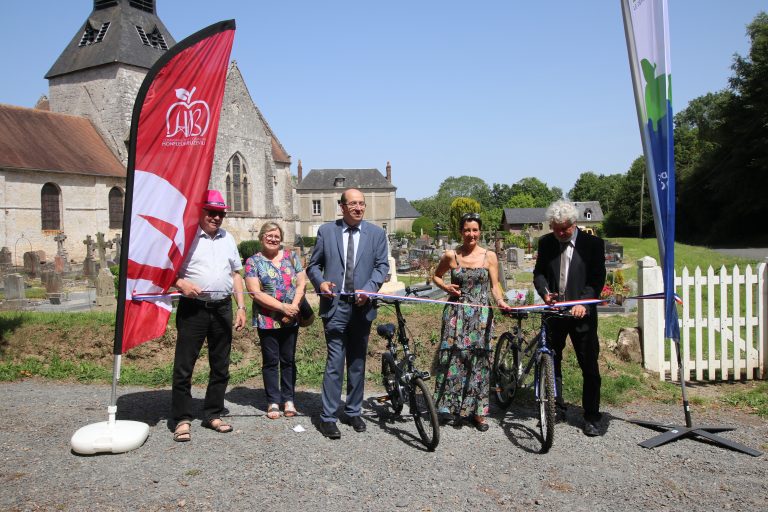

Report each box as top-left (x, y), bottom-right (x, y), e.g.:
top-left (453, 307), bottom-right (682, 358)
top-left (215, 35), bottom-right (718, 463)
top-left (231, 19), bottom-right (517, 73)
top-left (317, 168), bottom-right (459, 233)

top-left (376, 323), bottom-right (396, 338)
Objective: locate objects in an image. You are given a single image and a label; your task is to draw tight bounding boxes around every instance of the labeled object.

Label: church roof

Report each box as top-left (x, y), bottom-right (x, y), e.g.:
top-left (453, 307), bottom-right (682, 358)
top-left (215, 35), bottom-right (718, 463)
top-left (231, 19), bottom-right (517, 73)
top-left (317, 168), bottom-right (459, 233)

top-left (296, 169), bottom-right (396, 191)
top-left (45, 0), bottom-right (176, 79)
top-left (395, 198), bottom-right (420, 218)
top-left (0, 104), bottom-right (125, 177)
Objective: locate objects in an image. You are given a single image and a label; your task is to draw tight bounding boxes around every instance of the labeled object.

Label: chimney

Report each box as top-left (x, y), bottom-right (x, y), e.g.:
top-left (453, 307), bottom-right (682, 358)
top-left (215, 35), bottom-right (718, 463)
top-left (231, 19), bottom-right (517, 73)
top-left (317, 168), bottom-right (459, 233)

top-left (385, 161), bottom-right (391, 183)
top-left (297, 159), bottom-right (303, 184)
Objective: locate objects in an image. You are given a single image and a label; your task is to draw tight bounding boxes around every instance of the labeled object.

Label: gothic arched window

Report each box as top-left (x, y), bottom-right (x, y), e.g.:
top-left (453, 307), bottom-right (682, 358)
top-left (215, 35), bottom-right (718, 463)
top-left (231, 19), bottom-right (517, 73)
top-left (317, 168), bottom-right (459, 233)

top-left (41, 183), bottom-right (61, 230)
top-left (226, 153), bottom-right (250, 212)
top-left (109, 187), bottom-right (124, 229)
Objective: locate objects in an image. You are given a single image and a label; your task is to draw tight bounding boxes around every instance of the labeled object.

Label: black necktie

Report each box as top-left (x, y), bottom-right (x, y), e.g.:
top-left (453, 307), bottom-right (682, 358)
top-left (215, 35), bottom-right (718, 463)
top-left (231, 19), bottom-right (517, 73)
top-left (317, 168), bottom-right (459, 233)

top-left (344, 227), bottom-right (358, 294)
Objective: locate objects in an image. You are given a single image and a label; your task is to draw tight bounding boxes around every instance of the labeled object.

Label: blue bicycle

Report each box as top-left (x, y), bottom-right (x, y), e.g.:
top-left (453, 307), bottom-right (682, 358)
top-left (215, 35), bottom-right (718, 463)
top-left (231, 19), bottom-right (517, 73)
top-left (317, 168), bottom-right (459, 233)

top-left (492, 308), bottom-right (570, 453)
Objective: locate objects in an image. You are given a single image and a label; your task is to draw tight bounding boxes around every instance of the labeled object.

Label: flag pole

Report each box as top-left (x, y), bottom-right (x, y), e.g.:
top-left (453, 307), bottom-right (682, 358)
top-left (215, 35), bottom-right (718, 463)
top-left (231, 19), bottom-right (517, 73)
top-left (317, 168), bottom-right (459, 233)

top-left (71, 19), bottom-right (237, 455)
top-left (620, 0), bottom-right (760, 456)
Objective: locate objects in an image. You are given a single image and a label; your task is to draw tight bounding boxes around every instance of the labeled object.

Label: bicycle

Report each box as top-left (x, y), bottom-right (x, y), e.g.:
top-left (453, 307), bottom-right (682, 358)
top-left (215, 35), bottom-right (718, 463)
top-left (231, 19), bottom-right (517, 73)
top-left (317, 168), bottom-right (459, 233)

top-left (374, 285), bottom-right (440, 451)
top-left (492, 307), bottom-right (572, 453)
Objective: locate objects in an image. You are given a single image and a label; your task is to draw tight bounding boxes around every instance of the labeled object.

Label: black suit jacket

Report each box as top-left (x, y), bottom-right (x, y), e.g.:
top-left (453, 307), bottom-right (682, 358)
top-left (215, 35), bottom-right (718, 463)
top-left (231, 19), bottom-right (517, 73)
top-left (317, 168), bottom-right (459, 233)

top-left (533, 229), bottom-right (606, 307)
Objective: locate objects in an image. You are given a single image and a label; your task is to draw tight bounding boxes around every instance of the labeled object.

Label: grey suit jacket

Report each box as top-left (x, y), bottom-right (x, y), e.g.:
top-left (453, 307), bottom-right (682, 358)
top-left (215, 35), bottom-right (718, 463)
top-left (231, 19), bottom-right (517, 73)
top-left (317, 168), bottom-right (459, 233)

top-left (306, 219), bottom-right (390, 321)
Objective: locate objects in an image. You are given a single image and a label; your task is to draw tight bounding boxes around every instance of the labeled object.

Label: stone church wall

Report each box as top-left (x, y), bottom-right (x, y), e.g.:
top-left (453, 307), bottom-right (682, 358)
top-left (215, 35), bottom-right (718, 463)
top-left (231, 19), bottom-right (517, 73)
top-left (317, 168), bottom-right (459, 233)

top-left (48, 64), bottom-right (147, 166)
top-left (0, 168), bottom-right (124, 262)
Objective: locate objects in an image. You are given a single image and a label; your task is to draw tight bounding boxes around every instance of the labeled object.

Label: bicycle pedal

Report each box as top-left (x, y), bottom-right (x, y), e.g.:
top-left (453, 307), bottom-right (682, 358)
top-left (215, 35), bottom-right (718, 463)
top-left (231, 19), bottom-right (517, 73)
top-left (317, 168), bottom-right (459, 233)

top-left (375, 395), bottom-right (390, 403)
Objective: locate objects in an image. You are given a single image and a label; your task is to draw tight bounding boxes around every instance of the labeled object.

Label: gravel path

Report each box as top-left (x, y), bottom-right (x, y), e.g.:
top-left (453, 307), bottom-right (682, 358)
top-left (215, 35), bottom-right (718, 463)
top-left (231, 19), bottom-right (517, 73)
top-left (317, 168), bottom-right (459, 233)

top-left (1, 380), bottom-right (766, 511)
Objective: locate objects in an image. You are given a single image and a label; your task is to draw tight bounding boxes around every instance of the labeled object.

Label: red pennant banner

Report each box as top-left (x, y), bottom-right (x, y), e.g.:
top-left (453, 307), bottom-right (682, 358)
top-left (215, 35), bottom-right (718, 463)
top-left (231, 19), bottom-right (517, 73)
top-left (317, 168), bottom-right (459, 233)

top-left (119, 21), bottom-right (235, 353)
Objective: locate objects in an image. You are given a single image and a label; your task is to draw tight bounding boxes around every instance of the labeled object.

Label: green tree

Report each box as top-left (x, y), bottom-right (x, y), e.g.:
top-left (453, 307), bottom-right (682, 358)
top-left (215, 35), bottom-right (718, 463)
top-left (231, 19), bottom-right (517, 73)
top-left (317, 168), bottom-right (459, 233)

top-left (412, 216), bottom-right (436, 237)
top-left (510, 177), bottom-right (562, 207)
top-left (449, 197), bottom-right (481, 240)
top-left (481, 207), bottom-right (504, 232)
top-left (437, 176), bottom-right (491, 205)
top-left (505, 193), bottom-right (537, 209)
top-left (678, 12), bottom-right (768, 244)
top-left (568, 172), bottom-right (623, 215)
top-left (603, 157), bottom-right (655, 237)
top-left (488, 183), bottom-right (515, 209)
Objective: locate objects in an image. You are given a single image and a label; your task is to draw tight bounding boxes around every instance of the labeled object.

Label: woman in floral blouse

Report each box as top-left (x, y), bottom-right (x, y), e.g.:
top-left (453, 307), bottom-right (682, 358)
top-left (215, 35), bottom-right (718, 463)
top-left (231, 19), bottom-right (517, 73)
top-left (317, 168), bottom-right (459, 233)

top-left (245, 222), bottom-right (306, 419)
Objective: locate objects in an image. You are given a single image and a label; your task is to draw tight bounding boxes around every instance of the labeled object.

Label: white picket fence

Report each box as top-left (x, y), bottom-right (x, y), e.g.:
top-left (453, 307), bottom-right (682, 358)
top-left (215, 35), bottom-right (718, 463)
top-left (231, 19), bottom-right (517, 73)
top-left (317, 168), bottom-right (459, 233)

top-left (638, 258), bottom-right (767, 382)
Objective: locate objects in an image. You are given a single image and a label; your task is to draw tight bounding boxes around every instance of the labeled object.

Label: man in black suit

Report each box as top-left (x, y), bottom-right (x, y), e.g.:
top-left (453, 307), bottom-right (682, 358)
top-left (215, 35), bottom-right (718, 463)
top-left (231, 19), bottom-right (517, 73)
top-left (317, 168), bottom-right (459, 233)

top-left (533, 200), bottom-right (606, 436)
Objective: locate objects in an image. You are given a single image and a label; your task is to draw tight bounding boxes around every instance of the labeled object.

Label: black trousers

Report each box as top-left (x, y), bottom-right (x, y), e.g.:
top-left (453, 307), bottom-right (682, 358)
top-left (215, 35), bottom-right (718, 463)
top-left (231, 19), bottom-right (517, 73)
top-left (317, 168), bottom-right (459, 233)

top-left (257, 326), bottom-right (298, 405)
top-left (547, 313), bottom-right (602, 421)
top-left (171, 297), bottom-right (233, 424)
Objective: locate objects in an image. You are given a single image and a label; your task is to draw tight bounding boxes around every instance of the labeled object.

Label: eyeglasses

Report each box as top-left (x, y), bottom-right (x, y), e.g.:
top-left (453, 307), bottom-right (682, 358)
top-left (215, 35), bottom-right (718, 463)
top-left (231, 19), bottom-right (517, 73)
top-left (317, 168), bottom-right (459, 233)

top-left (342, 201), bottom-right (366, 208)
top-left (461, 213), bottom-right (481, 221)
top-left (264, 235), bottom-right (282, 241)
top-left (205, 209), bottom-right (226, 218)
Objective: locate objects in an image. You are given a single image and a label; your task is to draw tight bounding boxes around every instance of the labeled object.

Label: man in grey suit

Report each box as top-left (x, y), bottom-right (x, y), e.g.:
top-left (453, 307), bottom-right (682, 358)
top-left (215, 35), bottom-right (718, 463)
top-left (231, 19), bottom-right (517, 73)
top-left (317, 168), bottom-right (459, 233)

top-left (306, 188), bottom-right (390, 439)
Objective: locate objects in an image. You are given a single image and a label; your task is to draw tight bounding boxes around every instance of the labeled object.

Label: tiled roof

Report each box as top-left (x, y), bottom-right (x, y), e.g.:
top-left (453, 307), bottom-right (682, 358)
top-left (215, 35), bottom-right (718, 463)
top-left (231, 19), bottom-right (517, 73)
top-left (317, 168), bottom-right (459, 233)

top-left (395, 198), bottom-right (420, 218)
top-left (0, 104), bottom-right (125, 177)
top-left (296, 169), bottom-right (395, 191)
top-left (502, 201), bottom-right (604, 224)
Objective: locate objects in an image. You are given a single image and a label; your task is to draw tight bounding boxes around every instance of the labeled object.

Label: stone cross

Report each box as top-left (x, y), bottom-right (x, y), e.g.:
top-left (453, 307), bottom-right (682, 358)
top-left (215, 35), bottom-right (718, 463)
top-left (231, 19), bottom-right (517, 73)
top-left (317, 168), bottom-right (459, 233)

top-left (83, 235), bottom-right (95, 260)
top-left (111, 233), bottom-right (122, 261)
top-left (95, 232), bottom-right (113, 267)
top-left (248, 226), bottom-right (258, 240)
top-left (54, 232), bottom-right (67, 256)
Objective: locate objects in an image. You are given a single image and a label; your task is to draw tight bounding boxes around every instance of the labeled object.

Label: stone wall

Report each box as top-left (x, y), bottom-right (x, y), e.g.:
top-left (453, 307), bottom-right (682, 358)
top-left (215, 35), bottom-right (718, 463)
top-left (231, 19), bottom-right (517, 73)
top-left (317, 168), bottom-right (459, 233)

top-left (48, 64), bottom-right (148, 165)
top-left (0, 168), bottom-right (124, 261)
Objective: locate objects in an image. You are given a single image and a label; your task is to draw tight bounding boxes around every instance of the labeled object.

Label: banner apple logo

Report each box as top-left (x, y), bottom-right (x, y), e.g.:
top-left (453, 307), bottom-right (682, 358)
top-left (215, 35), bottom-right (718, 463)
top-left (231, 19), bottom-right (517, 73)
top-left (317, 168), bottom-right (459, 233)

top-left (165, 86), bottom-right (211, 138)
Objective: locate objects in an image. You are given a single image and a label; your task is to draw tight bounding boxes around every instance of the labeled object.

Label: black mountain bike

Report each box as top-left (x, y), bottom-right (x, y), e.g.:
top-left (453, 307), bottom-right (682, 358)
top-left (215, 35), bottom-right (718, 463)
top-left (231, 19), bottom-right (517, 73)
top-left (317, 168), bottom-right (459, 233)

top-left (492, 308), bottom-right (570, 453)
top-left (374, 285), bottom-right (440, 451)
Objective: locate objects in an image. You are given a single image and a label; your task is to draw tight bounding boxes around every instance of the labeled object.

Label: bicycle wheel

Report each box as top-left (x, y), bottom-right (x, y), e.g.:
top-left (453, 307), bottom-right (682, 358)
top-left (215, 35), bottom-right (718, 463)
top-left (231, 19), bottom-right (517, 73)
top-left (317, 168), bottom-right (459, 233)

top-left (492, 331), bottom-right (520, 408)
top-left (381, 352), bottom-right (403, 415)
top-left (409, 377), bottom-right (440, 451)
top-left (536, 352), bottom-right (556, 453)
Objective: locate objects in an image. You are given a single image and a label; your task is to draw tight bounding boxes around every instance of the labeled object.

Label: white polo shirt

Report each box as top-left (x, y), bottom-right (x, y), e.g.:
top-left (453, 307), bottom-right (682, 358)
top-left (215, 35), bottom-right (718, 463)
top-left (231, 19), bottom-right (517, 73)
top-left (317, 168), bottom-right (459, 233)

top-left (178, 227), bottom-right (242, 301)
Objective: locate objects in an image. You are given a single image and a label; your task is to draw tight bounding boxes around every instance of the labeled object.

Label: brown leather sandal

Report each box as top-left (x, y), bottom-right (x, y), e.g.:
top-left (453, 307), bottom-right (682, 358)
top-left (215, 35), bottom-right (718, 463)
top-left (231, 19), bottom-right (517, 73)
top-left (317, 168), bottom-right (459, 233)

top-left (173, 420), bottom-right (191, 442)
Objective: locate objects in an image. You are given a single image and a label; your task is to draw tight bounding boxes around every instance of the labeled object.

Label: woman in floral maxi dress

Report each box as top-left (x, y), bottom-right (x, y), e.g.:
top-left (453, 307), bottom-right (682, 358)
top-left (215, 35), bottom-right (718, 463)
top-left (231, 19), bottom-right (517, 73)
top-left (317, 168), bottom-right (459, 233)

top-left (431, 213), bottom-right (510, 431)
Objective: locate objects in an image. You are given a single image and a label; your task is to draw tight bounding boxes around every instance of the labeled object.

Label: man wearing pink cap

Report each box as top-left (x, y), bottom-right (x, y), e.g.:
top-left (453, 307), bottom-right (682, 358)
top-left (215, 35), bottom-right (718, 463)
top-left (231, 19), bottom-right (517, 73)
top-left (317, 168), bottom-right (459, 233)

top-left (171, 190), bottom-right (247, 442)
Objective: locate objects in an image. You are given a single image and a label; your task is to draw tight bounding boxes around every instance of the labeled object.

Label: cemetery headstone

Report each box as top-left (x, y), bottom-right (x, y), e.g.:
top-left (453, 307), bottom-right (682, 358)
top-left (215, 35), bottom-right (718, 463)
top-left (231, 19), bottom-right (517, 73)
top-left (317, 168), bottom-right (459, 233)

top-left (23, 251), bottom-right (41, 278)
top-left (111, 233), bottom-right (122, 262)
top-left (0, 247), bottom-right (12, 269)
top-left (95, 267), bottom-right (117, 309)
top-left (95, 232), bottom-right (113, 267)
top-left (43, 270), bottom-right (64, 305)
top-left (83, 235), bottom-right (97, 279)
top-left (4, 273), bottom-right (25, 300)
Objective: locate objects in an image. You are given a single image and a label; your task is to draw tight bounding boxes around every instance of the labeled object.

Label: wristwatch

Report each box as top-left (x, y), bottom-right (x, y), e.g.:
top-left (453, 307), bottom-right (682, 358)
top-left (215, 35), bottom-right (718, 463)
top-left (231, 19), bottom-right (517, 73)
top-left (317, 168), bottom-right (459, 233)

top-left (237, 306), bottom-right (247, 311)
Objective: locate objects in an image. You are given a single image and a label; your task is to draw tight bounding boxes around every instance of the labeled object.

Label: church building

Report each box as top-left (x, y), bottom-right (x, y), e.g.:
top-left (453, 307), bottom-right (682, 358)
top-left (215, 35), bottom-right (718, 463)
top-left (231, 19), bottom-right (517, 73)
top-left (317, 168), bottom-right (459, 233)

top-left (0, 0), bottom-right (296, 262)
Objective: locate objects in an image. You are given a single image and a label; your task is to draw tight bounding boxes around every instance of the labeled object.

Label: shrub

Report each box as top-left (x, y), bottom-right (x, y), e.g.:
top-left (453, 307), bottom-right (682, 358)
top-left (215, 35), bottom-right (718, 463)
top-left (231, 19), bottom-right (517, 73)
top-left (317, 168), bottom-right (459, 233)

top-left (238, 240), bottom-right (262, 261)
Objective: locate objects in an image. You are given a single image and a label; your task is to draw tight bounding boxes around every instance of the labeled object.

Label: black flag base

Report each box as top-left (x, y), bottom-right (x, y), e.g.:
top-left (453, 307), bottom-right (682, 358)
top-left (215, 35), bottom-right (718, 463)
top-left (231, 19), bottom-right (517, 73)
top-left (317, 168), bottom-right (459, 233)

top-left (629, 417), bottom-right (762, 457)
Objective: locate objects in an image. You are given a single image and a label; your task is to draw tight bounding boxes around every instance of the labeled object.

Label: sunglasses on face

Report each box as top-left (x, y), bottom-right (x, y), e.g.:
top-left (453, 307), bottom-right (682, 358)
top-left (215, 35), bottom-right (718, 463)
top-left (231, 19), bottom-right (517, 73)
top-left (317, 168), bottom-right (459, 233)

top-left (205, 209), bottom-right (226, 218)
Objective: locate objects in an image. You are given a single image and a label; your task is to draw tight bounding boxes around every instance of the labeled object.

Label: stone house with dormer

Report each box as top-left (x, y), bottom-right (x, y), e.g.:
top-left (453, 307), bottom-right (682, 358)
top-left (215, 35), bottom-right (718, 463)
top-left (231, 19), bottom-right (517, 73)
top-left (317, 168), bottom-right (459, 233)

top-left (501, 201), bottom-right (604, 239)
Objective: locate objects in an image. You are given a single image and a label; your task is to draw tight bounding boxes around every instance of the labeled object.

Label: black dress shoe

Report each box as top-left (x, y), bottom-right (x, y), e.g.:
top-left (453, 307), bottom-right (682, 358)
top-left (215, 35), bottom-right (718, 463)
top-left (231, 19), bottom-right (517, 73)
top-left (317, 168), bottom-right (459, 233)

top-left (342, 415), bottom-right (366, 432)
top-left (583, 420), bottom-right (600, 437)
top-left (319, 421), bottom-right (341, 439)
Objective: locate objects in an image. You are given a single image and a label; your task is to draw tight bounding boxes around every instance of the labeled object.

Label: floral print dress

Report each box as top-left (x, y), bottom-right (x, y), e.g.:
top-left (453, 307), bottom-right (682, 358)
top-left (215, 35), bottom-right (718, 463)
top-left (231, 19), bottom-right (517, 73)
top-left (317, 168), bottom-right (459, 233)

top-left (433, 252), bottom-right (494, 418)
top-left (244, 250), bottom-right (303, 329)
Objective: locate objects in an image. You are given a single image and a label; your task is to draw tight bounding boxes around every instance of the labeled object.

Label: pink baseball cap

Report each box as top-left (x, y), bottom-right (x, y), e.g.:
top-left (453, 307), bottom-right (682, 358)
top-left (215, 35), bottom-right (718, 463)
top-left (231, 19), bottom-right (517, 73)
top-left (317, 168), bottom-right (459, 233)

top-left (202, 189), bottom-right (228, 211)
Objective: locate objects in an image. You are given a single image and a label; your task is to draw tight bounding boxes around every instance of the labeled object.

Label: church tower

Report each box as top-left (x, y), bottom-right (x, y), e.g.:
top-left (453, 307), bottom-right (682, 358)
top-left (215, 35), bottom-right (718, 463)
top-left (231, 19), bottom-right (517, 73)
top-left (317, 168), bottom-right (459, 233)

top-left (45, 0), bottom-right (176, 165)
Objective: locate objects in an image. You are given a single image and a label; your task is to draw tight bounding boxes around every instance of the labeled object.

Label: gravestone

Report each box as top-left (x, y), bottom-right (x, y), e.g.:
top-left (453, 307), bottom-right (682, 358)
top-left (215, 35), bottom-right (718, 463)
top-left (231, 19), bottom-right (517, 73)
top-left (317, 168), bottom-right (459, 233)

top-left (4, 274), bottom-right (25, 300)
top-left (95, 232), bottom-right (113, 267)
top-left (42, 270), bottom-right (64, 305)
top-left (95, 267), bottom-right (117, 309)
top-left (0, 247), bottom-right (11, 270)
top-left (54, 233), bottom-right (71, 273)
top-left (83, 235), bottom-right (98, 279)
top-left (380, 255), bottom-right (406, 295)
top-left (35, 250), bottom-right (46, 264)
top-left (111, 233), bottom-right (122, 262)
top-left (506, 247), bottom-right (524, 268)
top-left (23, 251), bottom-right (41, 277)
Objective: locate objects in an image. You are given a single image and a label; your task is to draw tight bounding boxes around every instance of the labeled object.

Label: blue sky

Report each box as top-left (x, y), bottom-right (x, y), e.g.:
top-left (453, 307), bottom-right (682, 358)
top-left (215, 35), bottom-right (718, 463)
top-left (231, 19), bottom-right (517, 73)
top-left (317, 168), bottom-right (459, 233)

top-left (3, 1), bottom-right (765, 201)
